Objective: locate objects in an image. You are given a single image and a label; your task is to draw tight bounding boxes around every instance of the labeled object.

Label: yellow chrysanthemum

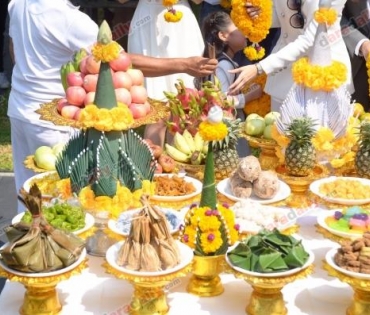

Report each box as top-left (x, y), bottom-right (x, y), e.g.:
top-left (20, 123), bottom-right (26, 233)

top-left (243, 46), bottom-right (265, 61)
top-left (314, 8), bottom-right (337, 25)
top-left (78, 186), bottom-right (96, 211)
top-left (199, 121), bottom-right (228, 141)
top-left (183, 226), bottom-right (196, 249)
top-left (198, 216), bottom-right (221, 232)
top-left (163, 0), bottom-right (177, 6)
top-left (292, 57), bottom-right (347, 92)
top-left (200, 231), bottom-right (223, 254)
top-left (92, 41), bottom-right (120, 63)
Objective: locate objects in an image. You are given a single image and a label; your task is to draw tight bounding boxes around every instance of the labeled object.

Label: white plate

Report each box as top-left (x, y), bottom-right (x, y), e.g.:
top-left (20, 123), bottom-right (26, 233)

top-left (310, 176), bottom-right (370, 205)
top-left (108, 208), bottom-right (183, 236)
top-left (151, 174), bottom-right (202, 201)
top-left (225, 244), bottom-right (314, 278)
top-left (0, 247), bottom-right (86, 277)
top-left (11, 212), bottom-right (94, 236)
top-left (23, 171), bottom-right (60, 198)
top-left (216, 178), bottom-right (291, 205)
top-left (317, 209), bottom-right (369, 240)
top-left (326, 247), bottom-right (370, 280)
top-left (106, 240), bottom-right (193, 276)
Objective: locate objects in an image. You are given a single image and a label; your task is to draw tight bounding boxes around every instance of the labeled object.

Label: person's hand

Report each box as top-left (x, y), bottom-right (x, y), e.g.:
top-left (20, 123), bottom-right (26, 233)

top-left (228, 65), bottom-right (258, 95)
top-left (246, 2), bottom-right (261, 19)
top-left (186, 56), bottom-right (218, 77)
top-left (360, 40), bottom-right (370, 58)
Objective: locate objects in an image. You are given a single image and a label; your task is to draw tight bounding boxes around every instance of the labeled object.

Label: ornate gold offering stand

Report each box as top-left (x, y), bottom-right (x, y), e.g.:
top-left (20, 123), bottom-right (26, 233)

top-left (225, 264), bottom-right (314, 315)
top-left (186, 254), bottom-right (225, 297)
top-left (0, 259), bottom-right (87, 315)
top-left (103, 262), bottom-right (192, 315)
top-left (324, 262), bottom-right (370, 315)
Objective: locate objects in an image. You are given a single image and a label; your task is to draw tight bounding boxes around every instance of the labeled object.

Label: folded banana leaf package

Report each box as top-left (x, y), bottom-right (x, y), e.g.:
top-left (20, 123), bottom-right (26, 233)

top-left (227, 229), bottom-right (309, 273)
top-left (0, 184), bottom-right (85, 273)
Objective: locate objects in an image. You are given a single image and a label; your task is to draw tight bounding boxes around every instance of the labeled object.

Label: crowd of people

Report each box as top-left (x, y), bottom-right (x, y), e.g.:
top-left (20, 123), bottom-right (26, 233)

top-left (2, 0), bottom-right (370, 212)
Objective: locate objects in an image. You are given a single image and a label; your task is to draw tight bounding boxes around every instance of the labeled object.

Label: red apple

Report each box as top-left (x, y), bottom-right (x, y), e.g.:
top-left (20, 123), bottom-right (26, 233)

top-left (73, 108), bottom-right (82, 121)
top-left (109, 51), bottom-right (132, 72)
top-left (83, 74), bottom-right (98, 92)
top-left (57, 98), bottom-right (69, 113)
top-left (61, 105), bottom-right (80, 119)
top-left (115, 88), bottom-right (132, 105)
top-left (85, 55), bottom-right (101, 74)
top-left (84, 91), bottom-right (96, 105)
top-left (130, 85), bottom-right (148, 104)
top-left (127, 68), bottom-right (144, 86)
top-left (79, 57), bottom-right (88, 74)
top-left (143, 101), bottom-right (151, 114)
top-left (66, 71), bottom-right (84, 87)
top-left (129, 103), bottom-right (147, 119)
top-left (113, 71), bottom-right (132, 90)
top-left (66, 86), bottom-right (86, 107)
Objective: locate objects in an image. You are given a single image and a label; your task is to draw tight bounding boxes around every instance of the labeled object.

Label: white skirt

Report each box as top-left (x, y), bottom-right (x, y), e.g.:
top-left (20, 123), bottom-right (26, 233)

top-left (128, 0), bottom-right (205, 100)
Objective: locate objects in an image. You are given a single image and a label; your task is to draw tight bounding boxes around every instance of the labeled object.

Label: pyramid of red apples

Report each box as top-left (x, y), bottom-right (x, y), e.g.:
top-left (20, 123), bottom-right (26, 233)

top-left (57, 49), bottom-right (150, 121)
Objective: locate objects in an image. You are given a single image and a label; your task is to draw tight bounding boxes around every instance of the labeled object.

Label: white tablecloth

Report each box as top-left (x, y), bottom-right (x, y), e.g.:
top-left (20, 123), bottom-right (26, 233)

top-left (0, 209), bottom-right (354, 315)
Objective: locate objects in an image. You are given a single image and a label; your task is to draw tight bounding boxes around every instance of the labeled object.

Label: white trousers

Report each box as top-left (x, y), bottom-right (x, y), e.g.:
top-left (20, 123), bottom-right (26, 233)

top-left (10, 118), bottom-right (71, 213)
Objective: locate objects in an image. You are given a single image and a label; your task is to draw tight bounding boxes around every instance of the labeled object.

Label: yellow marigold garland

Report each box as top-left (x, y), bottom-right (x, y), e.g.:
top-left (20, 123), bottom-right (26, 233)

top-left (231, 0), bottom-right (273, 60)
top-left (366, 55), bottom-right (370, 99)
top-left (163, 0), bottom-right (183, 22)
top-left (91, 42), bottom-right (120, 63)
top-left (199, 121), bottom-right (228, 141)
top-left (220, 0), bottom-right (231, 10)
top-left (244, 45), bottom-right (266, 61)
top-left (292, 57), bottom-right (347, 92)
top-left (79, 102), bottom-right (134, 132)
top-left (314, 8), bottom-right (337, 26)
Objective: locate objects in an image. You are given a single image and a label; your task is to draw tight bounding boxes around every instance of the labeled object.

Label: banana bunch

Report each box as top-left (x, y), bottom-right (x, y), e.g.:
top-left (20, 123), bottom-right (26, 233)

top-left (72, 48), bottom-right (88, 71)
top-left (165, 130), bottom-right (208, 164)
top-left (60, 61), bottom-right (76, 92)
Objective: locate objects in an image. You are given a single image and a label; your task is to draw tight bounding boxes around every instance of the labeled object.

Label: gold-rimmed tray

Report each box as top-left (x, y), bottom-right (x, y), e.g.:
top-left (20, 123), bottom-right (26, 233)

top-left (36, 98), bottom-right (170, 129)
top-left (23, 155), bottom-right (48, 173)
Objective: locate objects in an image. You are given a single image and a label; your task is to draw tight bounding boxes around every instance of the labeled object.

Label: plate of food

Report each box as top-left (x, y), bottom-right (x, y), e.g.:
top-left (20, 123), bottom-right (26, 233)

top-left (108, 207), bottom-right (183, 236)
top-left (12, 203), bottom-right (94, 236)
top-left (216, 178), bottom-right (291, 205)
top-left (310, 176), bottom-right (370, 205)
top-left (23, 171), bottom-right (61, 199)
top-left (317, 207), bottom-right (370, 239)
top-left (151, 174), bottom-right (202, 201)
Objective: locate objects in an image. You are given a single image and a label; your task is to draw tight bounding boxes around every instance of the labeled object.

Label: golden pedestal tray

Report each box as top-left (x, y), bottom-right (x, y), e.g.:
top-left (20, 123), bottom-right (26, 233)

top-left (0, 251), bottom-right (88, 315)
top-left (225, 252), bottom-right (315, 315)
top-left (23, 155), bottom-right (48, 173)
top-left (324, 248), bottom-right (370, 315)
top-left (243, 134), bottom-right (279, 171)
top-left (315, 225), bottom-right (354, 245)
top-left (104, 241), bottom-right (193, 315)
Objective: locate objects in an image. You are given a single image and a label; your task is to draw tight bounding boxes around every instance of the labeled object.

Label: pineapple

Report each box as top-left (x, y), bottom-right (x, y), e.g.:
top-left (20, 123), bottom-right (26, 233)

top-left (355, 122), bottom-right (370, 178)
top-left (284, 117), bottom-right (317, 177)
top-left (213, 118), bottom-right (242, 180)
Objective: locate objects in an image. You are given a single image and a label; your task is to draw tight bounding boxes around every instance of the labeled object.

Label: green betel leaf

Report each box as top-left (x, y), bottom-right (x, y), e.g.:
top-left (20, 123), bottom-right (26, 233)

top-left (284, 245), bottom-right (309, 268)
top-left (258, 251), bottom-right (288, 272)
top-left (227, 242), bottom-right (251, 257)
top-left (227, 253), bottom-right (248, 266)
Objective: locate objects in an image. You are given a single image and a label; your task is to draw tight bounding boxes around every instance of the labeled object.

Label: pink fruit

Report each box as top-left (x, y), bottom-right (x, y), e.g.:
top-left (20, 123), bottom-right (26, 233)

top-left (57, 98), bottom-right (68, 113)
top-left (85, 55), bottom-right (101, 74)
top-left (115, 88), bottom-right (132, 105)
top-left (66, 86), bottom-right (86, 107)
top-left (127, 68), bottom-right (144, 86)
top-left (83, 74), bottom-right (98, 92)
top-left (73, 108), bottom-right (82, 121)
top-left (66, 72), bottom-right (84, 87)
top-left (130, 85), bottom-right (148, 104)
top-left (129, 103), bottom-right (147, 119)
top-left (84, 91), bottom-right (96, 105)
top-left (109, 52), bottom-right (132, 72)
top-left (143, 101), bottom-right (151, 114)
top-left (113, 71), bottom-right (132, 90)
top-left (61, 105), bottom-right (80, 119)
top-left (79, 57), bottom-right (88, 74)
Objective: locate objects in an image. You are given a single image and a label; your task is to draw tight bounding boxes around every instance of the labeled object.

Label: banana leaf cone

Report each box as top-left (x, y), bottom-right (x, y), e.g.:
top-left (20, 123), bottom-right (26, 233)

top-left (0, 184), bottom-right (85, 273)
top-left (199, 141), bottom-right (217, 209)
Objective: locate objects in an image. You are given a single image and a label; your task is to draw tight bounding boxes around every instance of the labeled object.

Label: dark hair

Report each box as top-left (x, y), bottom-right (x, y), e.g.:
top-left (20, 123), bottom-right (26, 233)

top-left (201, 11), bottom-right (232, 58)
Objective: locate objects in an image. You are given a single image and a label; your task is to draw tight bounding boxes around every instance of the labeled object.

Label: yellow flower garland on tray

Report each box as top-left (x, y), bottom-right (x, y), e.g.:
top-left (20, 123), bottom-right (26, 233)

top-left (163, 0), bottom-right (183, 22)
top-left (243, 73), bottom-right (271, 116)
top-left (230, 0), bottom-right (272, 60)
top-left (292, 57), bottom-right (347, 92)
top-left (314, 7), bottom-right (337, 25)
top-left (91, 42), bottom-right (120, 62)
top-left (78, 102), bottom-right (134, 131)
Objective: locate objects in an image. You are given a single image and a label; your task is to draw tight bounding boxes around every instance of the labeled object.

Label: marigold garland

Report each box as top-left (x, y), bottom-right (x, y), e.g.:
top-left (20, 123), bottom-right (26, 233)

top-left (244, 45), bottom-right (266, 61)
top-left (163, 0), bottom-right (182, 22)
top-left (199, 121), bottom-right (228, 141)
top-left (220, 0), bottom-right (231, 10)
top-left (79, 102), bottom-right (134, 132)
top-left (91, 42), bottom-right (120, 62)
top-left (231, 0), bottom-right (272, 60)
top-left (366, 55), bottom-right (370, 99)
top-left (314, 8), bottom-right (337, 26)
top-left (292, 57), bottom-right (347, 92)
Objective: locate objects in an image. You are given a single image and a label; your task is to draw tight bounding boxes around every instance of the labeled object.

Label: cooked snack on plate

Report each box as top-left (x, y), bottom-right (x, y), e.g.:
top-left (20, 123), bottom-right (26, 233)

top-left (319, 178), bottom-right (370, 200)
top-left (154, 175), bottom-right (196, 196)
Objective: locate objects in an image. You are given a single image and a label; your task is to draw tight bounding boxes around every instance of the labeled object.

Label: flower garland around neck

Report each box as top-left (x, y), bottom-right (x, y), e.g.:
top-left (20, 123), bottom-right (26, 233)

top-left (78, 102), bottom-right (134, 132)
top-left (292, 57), bottom-right (347, 92)
top-left (314, 7), bottom-right (337, 26)
top-left (366, 56), bottom-right (370, 100)
top-left (163, 0), bottom-right (183, 22)
top-left (243, 74), bottom-right (271, 117)
top-left (230, 0), bottom-right (272, 61)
